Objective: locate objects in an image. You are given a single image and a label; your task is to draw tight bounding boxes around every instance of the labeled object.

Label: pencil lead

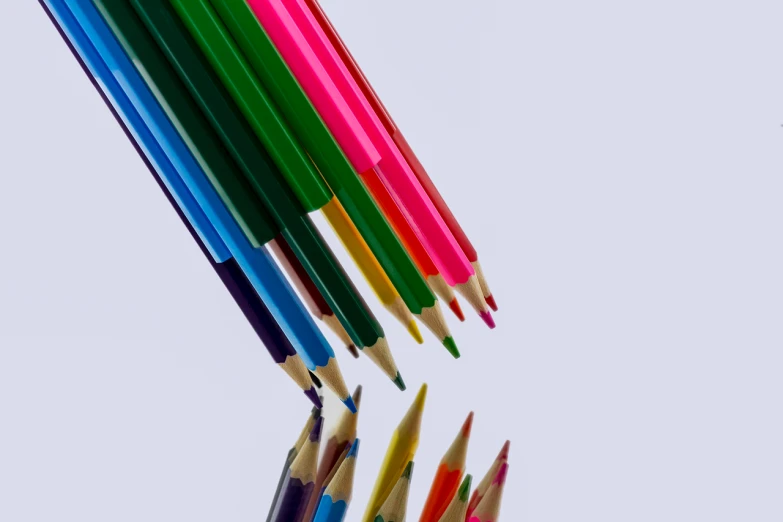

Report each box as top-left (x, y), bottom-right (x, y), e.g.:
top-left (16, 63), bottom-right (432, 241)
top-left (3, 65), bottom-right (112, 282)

top-left (352, 384), bottom-right (363, 410)
top-left (458, 474), bottom-right (473, 502)
top-left (443, 336), bottom-right (460, 359)
top-left (347, 344), bottom-right (360, 358)
top-left (448, 298), bottom-right (465, 322)
top-left (454, 275), bottom-right (494, 323)
top-left (494, 462), bottom-right (509, 485)
top-left (347, 438), bottom-right (360, 458)
top-left (310, 416), bottom-right (324, 442)
top-left (499, 440), bottom-right (511, 461)
top-left (462, 411), bottom-right (475, 437)
top-left (342, 394), bottom-right (357, 414)
top-left (393, 372), bottom-right (406, 391)
top-left (304, 386), bottom-right (322, 408)
top-left (485, 294), bottom-right (498, 312)
top-left (407, 320), bottom-right (424, 344)
top-left (401, 460), bottom-right (414, 479)
top-left (309, 371), bottom-right (322, 389)
top-left (479, 310), bottom-right (496, 329)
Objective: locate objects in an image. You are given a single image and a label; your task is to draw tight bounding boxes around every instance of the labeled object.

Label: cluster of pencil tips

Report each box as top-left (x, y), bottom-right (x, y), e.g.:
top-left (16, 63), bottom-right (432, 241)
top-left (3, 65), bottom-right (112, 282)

top-left (271, 384), bottom-right (510, 522)
top-left (41, 0), bottom-right (497, 412)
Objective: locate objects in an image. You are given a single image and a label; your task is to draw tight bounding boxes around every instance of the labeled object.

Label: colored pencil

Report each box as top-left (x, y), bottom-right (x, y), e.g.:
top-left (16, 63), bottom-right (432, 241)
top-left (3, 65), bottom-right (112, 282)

top-left (272, 416), bottom-right (324, 522)
top-left (419, 412), bottom-right (474, 522)
top-left (466, 441), bottom-right (510, 519)
top-left (37, 0), bottom-right (322, 408)
top-left (319, 198), bottom-right (424, 343)
top-left (362, 384), bottom-right (427, 522)
top-left (467, 463), bottom-right (508, 522)
top-left (267, 407), bottom-right (322, 522)
top-left (360, 167), bottom-right (465, 324)
top-left (302, 384), bottom-right (362, 522)
top-left (269, 238), bottom-right (358, 358)
top-left (312, 438), bottom-right (360, 522)
top-left (156, 0), bottom-right (404, 389)
top-left (302, 0), bottom-right (498, 311)
top-left (79, 0), bottom-right (354, 412)
top-left (209, 0), bottom-right (454, 345)
top-left (374, 460), bottom-right (414, 522)
top-left (278, 0), bottom-right (494, 326)
top-left (435, 474), bottom-right (472, 522)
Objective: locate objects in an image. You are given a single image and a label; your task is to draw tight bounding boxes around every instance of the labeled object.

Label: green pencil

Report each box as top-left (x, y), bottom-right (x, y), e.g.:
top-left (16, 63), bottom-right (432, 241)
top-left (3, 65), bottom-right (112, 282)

top-left (128, 0), bottom-right (404, 388)
top-left (181, 0), bottom-right (452, 342)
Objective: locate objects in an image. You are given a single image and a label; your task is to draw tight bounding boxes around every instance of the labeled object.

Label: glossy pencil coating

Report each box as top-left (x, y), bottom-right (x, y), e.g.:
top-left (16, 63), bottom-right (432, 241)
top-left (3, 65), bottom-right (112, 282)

top-left (312, 438), bottom-right (359, 522)
top-left (159, 0), bottom-right (395, 358)
top-left (419, 412), bottom-right (474, 522)
top-left (37, 0), bottom-right (319, 405)
top-left (83, 0), bottom-right (354, 411)
top-left (362, 384), bottom-right (427, 522)
top-left (281, 0), bottom-right (482, 294)
top-left (218, 0), bottom-right (441, 320)
top-left (166, 0), bottom-right (330, 212)
top-left (467, 463), bottom-right (509, 522)
top-left (302, 0), bottom-right (497, 310)
top-left (273, 416), bottom-right (324, 522)
top-left (374, 461), bottom-right (414, 522)
top-left (435, 474), bottom-right (472, 522)
top-left (466, 441), bottom-right (510, 519)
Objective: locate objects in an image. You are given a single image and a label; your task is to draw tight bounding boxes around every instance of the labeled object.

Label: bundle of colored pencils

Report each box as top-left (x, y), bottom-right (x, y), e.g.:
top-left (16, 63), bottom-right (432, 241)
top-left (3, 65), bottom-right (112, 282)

top-left (41, 0), bottom-right (497, 410)
top-left (269, 383), bottom-right (511, 522)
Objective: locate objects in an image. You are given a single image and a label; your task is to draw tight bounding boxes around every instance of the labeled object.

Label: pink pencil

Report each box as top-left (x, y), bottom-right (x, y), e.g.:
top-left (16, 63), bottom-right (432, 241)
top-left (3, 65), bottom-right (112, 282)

top-left (468, 462), bottom-right (509, 522)
top-left (252, 0), bottom-right (492, 323)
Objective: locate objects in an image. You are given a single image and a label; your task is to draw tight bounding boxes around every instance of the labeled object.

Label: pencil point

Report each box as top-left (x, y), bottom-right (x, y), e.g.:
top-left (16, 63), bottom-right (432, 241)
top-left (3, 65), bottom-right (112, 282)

top-left (485, 294), bottom-right (498, 312)
top-left (402, 460), bottom-right (414, 479)
top-left (499, 440), bottom-right (511, 460)
top-left (443, 336), bottom-right (460, 358)
top-left (393, 371), bottom-right (406, 391)
top-left (347, 344), bottom-right (360, 358)
top-left (479, 310), bottom-right (496, 329)
top-left (459, 474), bottom-right (473, 501)
top-left (448, 298), bottom-right (466, 321)
top-left (494, 462), bottom-right (509, 485)
top-left (462, 411), bottom-right (475, 437)
top-left (310, 416), bottom-right (324, 441)
top-left (347, 438), bottom-right (360, 458)
top-left (407, 320), bottom-right (424, 344)
top-left (304, 386), bottom-right (322, 408)
top-left (342, 394), bottom-right (357, 414)
top-left (352, 384), bottom-right (363, 410)
top-left (309, 371), bottom-right (323, 389)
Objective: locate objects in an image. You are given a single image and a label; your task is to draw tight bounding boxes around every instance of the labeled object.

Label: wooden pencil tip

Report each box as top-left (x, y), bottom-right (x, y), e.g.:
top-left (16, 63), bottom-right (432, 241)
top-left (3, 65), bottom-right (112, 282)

top-left (499, 440), bottom-right (511, 461)
top-left (458, 474), bottom-right (473, 502)
top-left (310, 416), bottom-right (324, 442)
top-left (485, 294), bottom-right (498, 312)
top-left (414, 383), bottom-right (428, 409)
top-left (443, 336), bottom-right (460, 358)
top-left (479, 310), bottom-right (496, 329)
top-left (352, 384), bottom-right (363, 410)
top-left (347, 438), bottom-right (360, 458)
top-left (309, 371), bottom-right (323, 389)
top-left (347, 344), bottom-right (360, 358)
top-left (494, 462), bottom-right (509, 485)
top-left (342, 394), bottom-right (357, 414)
top-left (448, 298), bottom-right (465, 321)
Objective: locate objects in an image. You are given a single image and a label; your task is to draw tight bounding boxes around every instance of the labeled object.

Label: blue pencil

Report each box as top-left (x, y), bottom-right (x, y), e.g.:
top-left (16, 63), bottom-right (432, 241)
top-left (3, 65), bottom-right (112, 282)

top-left (45, 0), bottom-right (355, 412)
top-left (39, 0), bottom-right (322, 407)
top-left (313, 438), bottom-right (360, 522)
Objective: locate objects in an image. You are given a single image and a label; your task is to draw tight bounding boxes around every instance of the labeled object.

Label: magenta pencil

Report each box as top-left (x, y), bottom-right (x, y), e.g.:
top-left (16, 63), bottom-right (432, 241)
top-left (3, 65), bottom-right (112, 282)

top-left (248, 0), bottom-right (492, 325)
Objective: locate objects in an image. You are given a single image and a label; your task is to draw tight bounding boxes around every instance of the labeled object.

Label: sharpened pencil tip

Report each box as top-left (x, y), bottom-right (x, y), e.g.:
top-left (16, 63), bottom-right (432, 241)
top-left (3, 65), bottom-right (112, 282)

top-left (310, 416), bottom-right (324, 442)
top-left (406, 320), bottom-right (424, 344)
top-left (462, 411), bottom-right (475, 437)
top-left (342, 395), bottom-right (357, 414)
top-left (347, 344), bottom-right (360, 358)
top-left (448, 298), bottom-right (466, 321)
top-left (458, 474), bottom-right (473, 501)
top-left (494, 462), bottom-right (509, 485)
top-left (402, 460), bottom-right (414, 479)
top-left (479, 310), bottom-right (496, 329)
top-left (485, 294), bottom-right (498, 312)
top-left (393, 372), bottom-right (406, 391)
top-left (304, 386), bottom-right (322, 408)
top-left (443, 336), bottom-right (460, 358)
top-left (347, 438), bottom-right (360, 458)
top-left (309, 371), bottom-right (323, 389)
top-left (499, 440), bottom-right (511, 460)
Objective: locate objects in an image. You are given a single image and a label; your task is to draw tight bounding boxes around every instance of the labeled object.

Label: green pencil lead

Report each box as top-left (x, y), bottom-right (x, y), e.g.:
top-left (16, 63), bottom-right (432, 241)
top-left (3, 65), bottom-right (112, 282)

top-left (443, 336), bottom-right (460, 358)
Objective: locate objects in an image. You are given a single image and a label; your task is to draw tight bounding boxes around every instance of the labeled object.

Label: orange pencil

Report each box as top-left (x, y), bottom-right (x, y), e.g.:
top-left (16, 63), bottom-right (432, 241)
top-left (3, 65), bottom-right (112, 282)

top-left (466, 441), bottom-right (510, 519)
top-left (418, 412), bottom-right (473, 522)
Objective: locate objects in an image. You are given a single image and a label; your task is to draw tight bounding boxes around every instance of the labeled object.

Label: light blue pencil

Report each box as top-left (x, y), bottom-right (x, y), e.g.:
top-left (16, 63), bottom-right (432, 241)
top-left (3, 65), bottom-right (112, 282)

top-left (313, 439), bottom-right (360, 522)
top-left (51, 0), bottom-right (354, 411)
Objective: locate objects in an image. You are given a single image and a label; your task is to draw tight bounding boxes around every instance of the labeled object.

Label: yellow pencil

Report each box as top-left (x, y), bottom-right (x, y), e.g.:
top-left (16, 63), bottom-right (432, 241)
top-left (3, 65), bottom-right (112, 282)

top-left (362, 384), bottom-right (427, 522)
top-left (321, 198), bottom-right (424, 344)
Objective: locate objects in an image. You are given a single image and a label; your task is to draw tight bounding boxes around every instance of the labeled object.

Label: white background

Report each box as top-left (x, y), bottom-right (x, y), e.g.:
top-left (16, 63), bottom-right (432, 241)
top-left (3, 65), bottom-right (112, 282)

top-left (1, 1), bottom-right (782, 520)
